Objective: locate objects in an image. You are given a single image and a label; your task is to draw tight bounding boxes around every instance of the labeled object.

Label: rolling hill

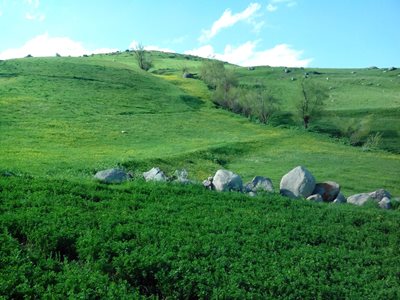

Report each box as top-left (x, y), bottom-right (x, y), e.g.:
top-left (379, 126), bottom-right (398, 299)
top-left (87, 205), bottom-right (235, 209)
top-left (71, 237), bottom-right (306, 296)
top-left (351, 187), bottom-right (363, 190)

top-left (0, 52), bottom-right (399, 195)
top-left (0, 52), bottom-right (400, 298)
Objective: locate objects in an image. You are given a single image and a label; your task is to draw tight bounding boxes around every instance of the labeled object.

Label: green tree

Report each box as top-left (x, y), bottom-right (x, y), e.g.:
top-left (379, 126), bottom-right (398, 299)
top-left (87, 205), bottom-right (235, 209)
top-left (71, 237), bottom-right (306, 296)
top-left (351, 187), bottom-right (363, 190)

top-left (251, 85), bottom-right (279, 124)
top-left (297, 78), bottom-right (328, 129)
top-left (133, 43), bottom-right (153, 71)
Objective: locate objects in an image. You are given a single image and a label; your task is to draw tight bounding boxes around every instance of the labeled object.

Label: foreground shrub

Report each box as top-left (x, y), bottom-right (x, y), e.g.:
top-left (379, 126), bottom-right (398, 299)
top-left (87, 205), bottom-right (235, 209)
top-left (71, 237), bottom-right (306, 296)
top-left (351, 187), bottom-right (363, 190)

top-left (1, 176), bottom-right (399, 298)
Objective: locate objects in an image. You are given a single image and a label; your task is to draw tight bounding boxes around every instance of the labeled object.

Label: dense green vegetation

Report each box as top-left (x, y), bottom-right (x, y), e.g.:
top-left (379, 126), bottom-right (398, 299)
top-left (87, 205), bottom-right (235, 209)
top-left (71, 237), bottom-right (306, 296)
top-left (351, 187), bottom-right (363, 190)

top-left (1, 175), bottom-right (400, 299)
top-left (1, 51), bottom-right (399, 298)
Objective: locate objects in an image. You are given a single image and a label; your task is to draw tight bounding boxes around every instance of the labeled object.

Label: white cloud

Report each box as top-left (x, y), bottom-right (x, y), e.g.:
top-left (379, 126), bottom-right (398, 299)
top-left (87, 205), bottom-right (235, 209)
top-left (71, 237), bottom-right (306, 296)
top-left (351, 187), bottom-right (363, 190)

top-left (128, 40), bottom-right (174, 53)
top-left (23, 0), bottom-right (45, 22)
top-left (25, 12), bottom-right (45, 21)
top-left (267, 4), bottom-right (278, 12)
top-left (170, 36), bottom-right (186, 44)
top-left (199, 3), bottom-right (262, 43)
top-left (184, 45), bottom-right (215, 58)
top-left (0, 33), bottom-right (118, 60)
top-left (268, 0), bottom-right (297, 10)
top-left (185, 41), bottom-right (312, 67)
top-left (25, 0), bottom-right (40, 9)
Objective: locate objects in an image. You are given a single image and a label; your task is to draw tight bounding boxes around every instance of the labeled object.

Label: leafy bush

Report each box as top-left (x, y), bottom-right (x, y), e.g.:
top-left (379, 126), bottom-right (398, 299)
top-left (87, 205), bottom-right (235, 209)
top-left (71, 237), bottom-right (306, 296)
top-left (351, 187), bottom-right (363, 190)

top-left (1, 176), bottom-right (400, 298)
top-left (362, 132), bottom-right (383, 151)
top-left (336, 116), bottom-right (373, 146)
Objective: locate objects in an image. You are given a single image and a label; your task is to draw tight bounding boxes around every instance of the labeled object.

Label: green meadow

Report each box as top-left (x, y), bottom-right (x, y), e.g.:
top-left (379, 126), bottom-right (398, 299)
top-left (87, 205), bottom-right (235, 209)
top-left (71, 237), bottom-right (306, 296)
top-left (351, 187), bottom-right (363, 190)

top-left (1, 53), bottom-right (399, 194)
top-left (1, 52), bottom-right (399, 298)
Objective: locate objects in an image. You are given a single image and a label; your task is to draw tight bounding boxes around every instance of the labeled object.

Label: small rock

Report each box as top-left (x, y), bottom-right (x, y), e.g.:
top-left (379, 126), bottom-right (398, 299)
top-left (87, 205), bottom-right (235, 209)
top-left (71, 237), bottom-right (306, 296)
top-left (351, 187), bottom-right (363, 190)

top-left (174, 169), bottom-right (191, 184)
top-left (369, 189), bottom-right (391, 201)
top-left (202, 178), bottom-right (214, 190)
top-left (378, 197), bottom-right (391, 209)
top-left (312, 181), bottom-right (340, 202)
top-left (248, 191), bottom-right (257, 197)
top-left (333, 193), bottom-right (347, 203)
top-left (143, 167), bottom-right (167, 182)
top-left (307, 194), bottom-right (323, 202)
top-left (94, 168), bottom-right (129, 184)
top-left (347, 193), bottom-right (372, 206)
top-left (182, 72), bottom-right (194, 79)
top-left (245, 176), bottom-right (274, 193)
top-left (280, 166), bottom-right (316, 199)
top-left (213, 169), bottom-right (243, 192)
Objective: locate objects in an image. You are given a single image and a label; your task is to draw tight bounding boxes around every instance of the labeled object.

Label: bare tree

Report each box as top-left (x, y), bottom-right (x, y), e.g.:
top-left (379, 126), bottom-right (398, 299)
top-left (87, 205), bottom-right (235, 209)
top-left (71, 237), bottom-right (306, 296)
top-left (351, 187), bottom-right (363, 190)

top-left (297, 79), bottom-right (328, 129)
top-left (133, 43), bottom-right (153, 71)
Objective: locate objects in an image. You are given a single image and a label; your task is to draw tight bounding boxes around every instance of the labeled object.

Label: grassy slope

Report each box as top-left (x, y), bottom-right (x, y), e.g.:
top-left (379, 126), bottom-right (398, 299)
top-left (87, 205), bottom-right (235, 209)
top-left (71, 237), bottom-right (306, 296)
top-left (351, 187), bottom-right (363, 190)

top-left (1, 54), bottom-right (399, 196)
top-left (236, 66), bottom-right (400, 153)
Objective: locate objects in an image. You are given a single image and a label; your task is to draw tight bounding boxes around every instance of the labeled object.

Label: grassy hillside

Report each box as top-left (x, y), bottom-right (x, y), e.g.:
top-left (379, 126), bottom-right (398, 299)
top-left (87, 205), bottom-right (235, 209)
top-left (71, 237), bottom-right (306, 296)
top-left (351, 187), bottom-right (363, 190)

top-left (1, 176), bottom-right (400, 299)
top-left (147, 51), bottom-right (400, 152)
top-left (1, 52), bottom-right (400, 298)
top-left (1, 54), bottom-right (399, 195)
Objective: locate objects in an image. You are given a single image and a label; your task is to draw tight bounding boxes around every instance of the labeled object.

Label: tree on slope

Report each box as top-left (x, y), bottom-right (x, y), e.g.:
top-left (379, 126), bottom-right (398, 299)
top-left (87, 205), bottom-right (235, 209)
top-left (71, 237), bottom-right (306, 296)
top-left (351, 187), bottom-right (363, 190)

top-left (297, 78), bottom-right (328, 129)
top-left (133, 43), bottom-right (153, 71)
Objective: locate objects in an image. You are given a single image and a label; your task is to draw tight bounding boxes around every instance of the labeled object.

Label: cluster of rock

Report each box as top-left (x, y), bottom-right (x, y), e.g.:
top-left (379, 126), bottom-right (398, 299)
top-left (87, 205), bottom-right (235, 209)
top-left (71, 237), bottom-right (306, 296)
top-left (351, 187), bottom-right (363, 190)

top-left (93, 166), bottom-right (397, 210)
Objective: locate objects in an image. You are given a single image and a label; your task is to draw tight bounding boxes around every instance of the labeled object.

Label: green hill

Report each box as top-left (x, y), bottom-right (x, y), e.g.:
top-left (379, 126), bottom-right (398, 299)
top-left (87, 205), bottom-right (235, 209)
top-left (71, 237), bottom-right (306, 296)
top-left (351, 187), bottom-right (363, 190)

top-left (1, 52), bottom-right (400, 298)
top-left (0, 53), bottom-right (399, 195)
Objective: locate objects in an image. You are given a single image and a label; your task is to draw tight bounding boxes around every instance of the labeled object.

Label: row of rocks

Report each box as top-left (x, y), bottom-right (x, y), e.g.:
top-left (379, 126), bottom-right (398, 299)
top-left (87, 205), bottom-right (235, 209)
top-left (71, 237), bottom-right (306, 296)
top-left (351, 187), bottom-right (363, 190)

top-left (94, 166), bottom-right (397, 209)
top-left (278, 166), bottom-right (395, 208)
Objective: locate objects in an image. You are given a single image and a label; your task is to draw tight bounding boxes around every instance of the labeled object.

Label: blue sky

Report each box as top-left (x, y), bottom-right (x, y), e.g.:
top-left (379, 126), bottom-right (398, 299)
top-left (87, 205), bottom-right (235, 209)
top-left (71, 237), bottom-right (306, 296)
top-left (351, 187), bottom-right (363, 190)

top-left (0, 0), bottom-right (399, 67)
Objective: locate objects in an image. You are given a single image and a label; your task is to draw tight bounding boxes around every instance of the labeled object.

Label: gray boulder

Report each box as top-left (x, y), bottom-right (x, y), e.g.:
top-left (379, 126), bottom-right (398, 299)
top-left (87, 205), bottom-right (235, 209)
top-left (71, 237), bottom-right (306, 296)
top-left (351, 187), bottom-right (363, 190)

top-left (378, 197), bottom-right (391, 209)
top-left (347, 193), bottom-right (372, 206)
top-left (312, 181), bottom-right (340, 202)
top-left (94, 168), bottom-right (129, 184)
top-left (333, 193), bottom-right (347, 204)
top-left (307, 194), bottom-right (323, 202)
top-left (245, 176), bottom-right (274, 193)
top-left (212, 169), bottom-right (242, 192)
top-left (280, 166), bottom-right (316, 198)
top-left (143, 167), bottom-right (167, 182)
top-left (369, 189), bottom-right (391, 201)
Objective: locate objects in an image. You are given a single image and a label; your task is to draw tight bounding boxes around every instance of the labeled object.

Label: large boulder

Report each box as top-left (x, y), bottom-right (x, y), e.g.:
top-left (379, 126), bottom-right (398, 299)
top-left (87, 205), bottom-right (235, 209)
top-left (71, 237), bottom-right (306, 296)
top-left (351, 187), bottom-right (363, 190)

top-left (143, 167), bottom-right (167, 182)
top-left (245, 176), bottom-right (274, 193)
top-left (280, 166), bottom-right (316, 198)
top-left (94, 168), bottom-right (129, 184)
top-left (212, 170), bottom-right (243, 192)
top-left (347, 193), bottom-right (372, 206)
top-left (312, 181), bottom-right (340, 202)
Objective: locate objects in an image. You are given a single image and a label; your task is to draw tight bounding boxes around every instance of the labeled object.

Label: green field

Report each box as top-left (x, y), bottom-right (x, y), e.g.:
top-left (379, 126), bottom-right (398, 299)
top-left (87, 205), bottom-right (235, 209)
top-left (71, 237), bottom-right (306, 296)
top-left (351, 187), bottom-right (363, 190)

top-left (1, 52), bottom-right (400, 298)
